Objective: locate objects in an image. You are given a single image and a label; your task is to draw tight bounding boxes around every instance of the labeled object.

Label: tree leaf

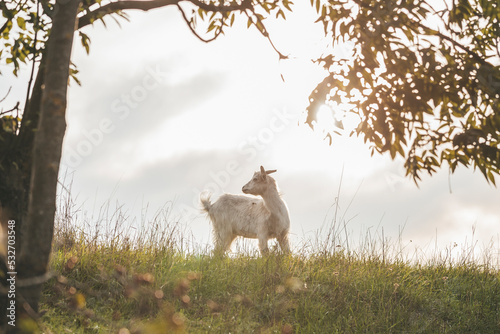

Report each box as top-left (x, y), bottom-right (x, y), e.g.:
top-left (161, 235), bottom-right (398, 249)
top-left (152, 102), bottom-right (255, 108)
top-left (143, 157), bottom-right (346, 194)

top-left (17, 16), bottom-right (26, 30)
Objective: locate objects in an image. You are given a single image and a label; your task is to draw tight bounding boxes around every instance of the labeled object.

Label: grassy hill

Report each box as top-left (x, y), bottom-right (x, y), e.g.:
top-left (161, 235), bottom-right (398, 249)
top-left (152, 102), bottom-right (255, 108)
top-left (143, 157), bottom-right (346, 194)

top-left (38, 220), bottom-right (499, 333)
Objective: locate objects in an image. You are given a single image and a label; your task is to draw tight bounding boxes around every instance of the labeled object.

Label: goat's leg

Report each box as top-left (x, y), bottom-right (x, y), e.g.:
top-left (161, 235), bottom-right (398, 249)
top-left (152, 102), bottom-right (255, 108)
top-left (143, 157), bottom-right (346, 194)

top-left (213, 230), bottom-right (227, 254)
top-left (277, 232), bottom-right (290, 254)
top-left (213, 239), bottom-right (225, 256)
top-left (214, 231), bottom-right (235, 253)
top-left (258, 236), bottom-right (269, 255)
top-left (222, 234), bottom-right (236, 252)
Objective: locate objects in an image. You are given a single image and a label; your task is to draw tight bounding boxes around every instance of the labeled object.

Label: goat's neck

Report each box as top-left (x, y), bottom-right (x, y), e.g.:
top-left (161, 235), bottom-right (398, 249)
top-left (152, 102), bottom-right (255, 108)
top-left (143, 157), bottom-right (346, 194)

top-left (260, 187), bottom-right (288, 221)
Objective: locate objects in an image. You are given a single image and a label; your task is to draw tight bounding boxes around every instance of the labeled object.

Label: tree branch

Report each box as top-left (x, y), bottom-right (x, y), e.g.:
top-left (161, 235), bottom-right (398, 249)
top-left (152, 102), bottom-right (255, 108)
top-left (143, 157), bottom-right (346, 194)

top-left (414, 21), bottom-right (488, 65)
top-left (0, 0), bottom-right (14, 34)
top-left (0, 86), bottom-right (11, 103)
top-left (78, 0), bottom-right (249, 29)
top-left (188, 0), bottom-right (250, 12)
top-left (77, 0), bottom-right (286, 59)
top-left (244, 8), bottom-right (288, 60)
top-left (0, 17), bottom-right (11, 35)
top-left (78, 0), bottom-right (179, 29)
top-left (0, 102), bottom-right (19, 117)
top-left (176, 3), bottom-right (221, 43)
top-left (351, 0), bottom-right (488, 65)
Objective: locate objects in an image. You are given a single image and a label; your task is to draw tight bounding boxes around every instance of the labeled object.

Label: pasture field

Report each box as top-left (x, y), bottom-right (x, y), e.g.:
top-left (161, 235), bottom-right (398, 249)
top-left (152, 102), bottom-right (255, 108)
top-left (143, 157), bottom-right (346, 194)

top-left (37, 205), bottom-right (500, 334)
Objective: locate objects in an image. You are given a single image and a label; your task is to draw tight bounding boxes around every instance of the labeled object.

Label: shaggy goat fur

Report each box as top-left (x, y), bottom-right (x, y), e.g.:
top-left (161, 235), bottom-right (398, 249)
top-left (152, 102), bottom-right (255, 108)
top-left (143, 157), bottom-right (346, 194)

top-left (200, 166), bottom-right (290, 255)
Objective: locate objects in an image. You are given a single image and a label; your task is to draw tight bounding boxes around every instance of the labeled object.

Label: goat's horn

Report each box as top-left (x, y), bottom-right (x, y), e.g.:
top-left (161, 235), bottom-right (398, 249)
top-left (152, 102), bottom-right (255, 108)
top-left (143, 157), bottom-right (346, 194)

top-left (266, 169), bottom-right (277, 174)
top-left (260, 166), bottom-right (266, 174)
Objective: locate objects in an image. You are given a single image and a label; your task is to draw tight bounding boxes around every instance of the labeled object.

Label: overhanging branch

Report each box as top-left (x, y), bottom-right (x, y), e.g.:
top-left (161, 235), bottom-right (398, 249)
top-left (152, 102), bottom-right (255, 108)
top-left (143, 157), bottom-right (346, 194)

top-left (188, 0), bottom-right (250, 12)
top-left (78, 0), bottom-right (178, 29)
top-left (176, 3), bottom-right (222, 43)
top-left (78, 0), bottom-right (249, 29)
top-left (244, 8), bottom-right (288, 60)
top-left (77, 0), bottom-right (286, 60)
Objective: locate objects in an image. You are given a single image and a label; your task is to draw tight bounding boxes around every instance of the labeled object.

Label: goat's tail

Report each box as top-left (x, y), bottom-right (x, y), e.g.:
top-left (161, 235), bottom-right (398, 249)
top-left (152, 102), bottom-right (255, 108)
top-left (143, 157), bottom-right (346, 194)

top-left (200, 191), bottom-right (212, 214)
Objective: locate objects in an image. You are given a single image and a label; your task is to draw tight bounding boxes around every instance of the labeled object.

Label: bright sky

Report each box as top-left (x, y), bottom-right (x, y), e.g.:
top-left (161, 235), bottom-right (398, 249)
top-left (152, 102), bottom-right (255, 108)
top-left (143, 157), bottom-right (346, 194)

top-left (7, 3), bottom-right (499, 261)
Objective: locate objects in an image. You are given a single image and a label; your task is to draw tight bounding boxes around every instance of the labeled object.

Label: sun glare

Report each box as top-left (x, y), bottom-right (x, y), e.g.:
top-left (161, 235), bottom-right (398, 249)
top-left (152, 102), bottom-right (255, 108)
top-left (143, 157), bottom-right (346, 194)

top-left (316, 104), bottom-right (336, 130)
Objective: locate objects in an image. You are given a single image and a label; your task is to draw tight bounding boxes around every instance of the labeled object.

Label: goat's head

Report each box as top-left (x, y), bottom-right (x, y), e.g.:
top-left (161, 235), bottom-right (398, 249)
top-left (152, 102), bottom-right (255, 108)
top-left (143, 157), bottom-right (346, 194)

top-left (242, 166), bottom-right (277, 195)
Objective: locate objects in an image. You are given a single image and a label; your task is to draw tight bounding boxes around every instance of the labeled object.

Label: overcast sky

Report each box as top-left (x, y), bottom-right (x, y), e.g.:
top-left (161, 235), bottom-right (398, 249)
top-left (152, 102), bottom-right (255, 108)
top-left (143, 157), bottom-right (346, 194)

top-left (4, 4), bottom-right (499, 261)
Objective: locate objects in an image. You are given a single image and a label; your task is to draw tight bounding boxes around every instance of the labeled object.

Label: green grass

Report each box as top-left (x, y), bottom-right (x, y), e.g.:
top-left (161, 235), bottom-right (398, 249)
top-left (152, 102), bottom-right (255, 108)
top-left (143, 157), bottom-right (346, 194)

top-left (38, 194), bottom-right (500, 333)
top-left (40, 240), bottom-right (500, 333)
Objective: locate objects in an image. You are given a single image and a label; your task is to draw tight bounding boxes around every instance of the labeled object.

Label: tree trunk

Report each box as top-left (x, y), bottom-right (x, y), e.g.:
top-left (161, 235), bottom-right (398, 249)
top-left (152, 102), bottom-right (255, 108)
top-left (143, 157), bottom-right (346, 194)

top-left (0, 30), bottom-right (47, 334)
top-left (0, 56), bottom-right (45, 236)
top-left (16, 0), bottom-right (80, 319)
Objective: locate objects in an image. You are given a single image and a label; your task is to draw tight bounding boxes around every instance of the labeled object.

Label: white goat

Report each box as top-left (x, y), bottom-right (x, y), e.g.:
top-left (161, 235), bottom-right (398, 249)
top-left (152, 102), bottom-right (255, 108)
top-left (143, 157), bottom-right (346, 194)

top-left (200, 166), bottom-right (290, 255)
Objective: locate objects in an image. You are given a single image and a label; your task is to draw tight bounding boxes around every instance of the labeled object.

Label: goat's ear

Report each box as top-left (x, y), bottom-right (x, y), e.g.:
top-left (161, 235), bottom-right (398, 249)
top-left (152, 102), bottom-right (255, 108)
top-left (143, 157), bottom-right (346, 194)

top-left (266, 169), bottom-right (277, 175)
top-left (260, 166), bottom-right (267, 180)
